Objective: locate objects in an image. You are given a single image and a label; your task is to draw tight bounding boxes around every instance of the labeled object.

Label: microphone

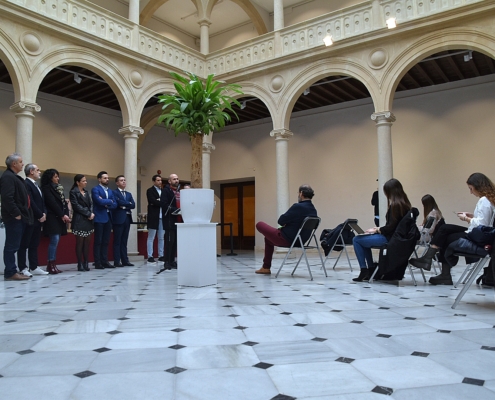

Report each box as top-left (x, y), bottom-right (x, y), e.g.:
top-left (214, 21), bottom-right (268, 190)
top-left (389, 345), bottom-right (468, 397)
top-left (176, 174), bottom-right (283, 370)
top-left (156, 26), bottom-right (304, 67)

top-left (177, 184), bottom-right (181, 191)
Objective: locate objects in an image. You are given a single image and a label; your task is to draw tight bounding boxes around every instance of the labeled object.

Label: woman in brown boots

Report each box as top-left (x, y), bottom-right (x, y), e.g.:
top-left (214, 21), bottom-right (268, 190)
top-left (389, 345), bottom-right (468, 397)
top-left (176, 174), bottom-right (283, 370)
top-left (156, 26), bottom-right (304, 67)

top-left (41, 169), bottom-right (70, 274)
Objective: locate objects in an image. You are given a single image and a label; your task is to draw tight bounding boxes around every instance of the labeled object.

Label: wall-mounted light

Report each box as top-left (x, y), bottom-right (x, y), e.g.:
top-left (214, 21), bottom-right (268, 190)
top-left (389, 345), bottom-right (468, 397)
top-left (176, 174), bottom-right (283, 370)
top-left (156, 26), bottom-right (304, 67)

top-left (323, 35), bottom-right (333, 47)
top-left (73, 73), bottom-right (82, 84)
top-left (240, 101), bottom-right (246, 110)
top-left (464, 51), bottom-right (473, 62)
top-left (386, 17), bottom-right (397, 29)
top-left (303, 88), bottom-right (310, 96)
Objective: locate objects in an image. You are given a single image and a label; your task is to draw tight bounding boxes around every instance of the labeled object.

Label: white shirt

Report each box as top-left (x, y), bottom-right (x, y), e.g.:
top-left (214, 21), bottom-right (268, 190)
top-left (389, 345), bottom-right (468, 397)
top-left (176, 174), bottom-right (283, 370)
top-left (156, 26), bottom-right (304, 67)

top-left (155, 185), bottom-right (162, 219)
top-left (467, 196), bottom-right (495, 233)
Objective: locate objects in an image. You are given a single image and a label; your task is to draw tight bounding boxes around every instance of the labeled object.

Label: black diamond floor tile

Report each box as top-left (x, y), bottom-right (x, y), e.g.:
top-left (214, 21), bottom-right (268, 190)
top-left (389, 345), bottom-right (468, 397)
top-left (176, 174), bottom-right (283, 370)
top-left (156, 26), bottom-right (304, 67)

top-left (253, 362), bottom-right (273, 369)
top-left (312, 337), bottom-right (327, 342)
top-left (93, 347), bottom-right (111, 353)
top-left (17, 350), bottom-right (35, 355)
top-left (106, 330), bottom-right (122, 335)
top-left (377, 334), bottom-right (392, 338)
top-left (372, 385), bottom-right (394, 395)
top-left (242, 341), bottom-right (258, 346)
top-left (335, 357), bottom-right (355, 364)
top-left (171, 328), bottom-right (186, 332)
top-left (411, 351), bottom-right (429, 357)
top-left (169, 345), bottom-right (186, 350)
top-left (463, 377), bottom-right (485, 386)
top-left (271, 395), bottom-right (296, 400)
top-left (74, 370), bottom-right (96, 379)
top-left (166, 366), bottom-right (187, 374)
top-left (44, 332), bottom-right (57, 336)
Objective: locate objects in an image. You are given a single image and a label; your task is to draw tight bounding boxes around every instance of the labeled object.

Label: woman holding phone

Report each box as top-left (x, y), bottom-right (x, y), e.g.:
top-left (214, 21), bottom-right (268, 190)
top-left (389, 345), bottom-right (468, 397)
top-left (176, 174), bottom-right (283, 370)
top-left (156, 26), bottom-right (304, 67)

top-left (410, 172), bottom-right (495, 285)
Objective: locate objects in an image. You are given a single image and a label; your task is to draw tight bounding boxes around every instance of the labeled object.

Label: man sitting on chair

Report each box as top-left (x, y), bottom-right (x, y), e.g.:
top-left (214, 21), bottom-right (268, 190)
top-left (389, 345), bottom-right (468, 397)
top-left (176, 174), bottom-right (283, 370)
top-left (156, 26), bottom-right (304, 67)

top-left (255, 184), bottom-right (317, 275)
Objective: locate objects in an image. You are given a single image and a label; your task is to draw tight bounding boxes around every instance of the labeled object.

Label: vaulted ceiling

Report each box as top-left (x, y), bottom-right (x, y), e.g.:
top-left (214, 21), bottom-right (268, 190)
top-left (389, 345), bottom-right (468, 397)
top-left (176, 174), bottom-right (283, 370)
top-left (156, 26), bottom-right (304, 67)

top-left (0, 49), bottom-right (493, 126)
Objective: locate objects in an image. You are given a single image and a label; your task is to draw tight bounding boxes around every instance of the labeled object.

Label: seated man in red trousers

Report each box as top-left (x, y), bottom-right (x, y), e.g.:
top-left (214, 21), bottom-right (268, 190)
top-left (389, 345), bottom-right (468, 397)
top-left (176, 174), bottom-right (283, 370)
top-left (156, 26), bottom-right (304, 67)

top-left (255, 184), bottom-right (317, 275)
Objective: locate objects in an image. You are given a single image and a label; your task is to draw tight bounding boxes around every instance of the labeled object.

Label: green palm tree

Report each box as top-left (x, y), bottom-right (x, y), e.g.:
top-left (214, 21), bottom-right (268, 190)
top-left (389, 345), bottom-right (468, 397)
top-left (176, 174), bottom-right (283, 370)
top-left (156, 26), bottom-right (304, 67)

top-left (157, 71), bottom-right (243, 188)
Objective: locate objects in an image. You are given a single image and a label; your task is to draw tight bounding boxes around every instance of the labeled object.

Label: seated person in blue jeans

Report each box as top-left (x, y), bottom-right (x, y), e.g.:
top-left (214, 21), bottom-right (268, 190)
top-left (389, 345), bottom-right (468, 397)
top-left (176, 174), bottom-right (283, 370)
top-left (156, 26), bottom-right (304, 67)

top-left (352, 178), bottom-right (412, 282)
top-left (255, 184), bottom-right (317, 275)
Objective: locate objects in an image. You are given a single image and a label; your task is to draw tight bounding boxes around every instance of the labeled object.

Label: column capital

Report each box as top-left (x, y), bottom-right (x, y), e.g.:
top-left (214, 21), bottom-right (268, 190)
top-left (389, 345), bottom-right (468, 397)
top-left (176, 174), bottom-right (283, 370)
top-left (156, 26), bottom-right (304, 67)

top-left (119, 125), bottom-right (143, 138)
top-left (198, 18), bottom-right (212, 27)
top-left (270, 129), bottom-right (293, 140)
top-left (10, 101), bottom-right (41, 114)
top-left (202, 142), bottom-right (215, 154)
top-left (371, 111), bottom-right (396, 123)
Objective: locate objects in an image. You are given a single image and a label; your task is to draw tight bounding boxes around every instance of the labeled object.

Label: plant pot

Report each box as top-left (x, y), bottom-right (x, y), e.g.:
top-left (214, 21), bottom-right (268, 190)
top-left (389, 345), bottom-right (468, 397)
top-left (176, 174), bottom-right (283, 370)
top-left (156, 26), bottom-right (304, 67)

top-left (180, 188), bottom-right (214, 223)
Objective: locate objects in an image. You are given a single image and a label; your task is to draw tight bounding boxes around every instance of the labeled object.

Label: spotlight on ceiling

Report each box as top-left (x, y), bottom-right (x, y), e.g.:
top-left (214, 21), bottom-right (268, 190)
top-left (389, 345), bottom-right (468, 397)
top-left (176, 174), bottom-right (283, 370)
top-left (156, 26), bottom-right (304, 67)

top-left (240, 101), bottom-right (246, 110)
top-left (386, 17), bottom-right (397, 29)
top-left (323, 35), bottom-right (333, 47)
top-left (464, 51), bottom-right (473, 62)
top-left (303, 88), bottom-right (310, 96)
top-left (73, 73), bottom-right (82, 84)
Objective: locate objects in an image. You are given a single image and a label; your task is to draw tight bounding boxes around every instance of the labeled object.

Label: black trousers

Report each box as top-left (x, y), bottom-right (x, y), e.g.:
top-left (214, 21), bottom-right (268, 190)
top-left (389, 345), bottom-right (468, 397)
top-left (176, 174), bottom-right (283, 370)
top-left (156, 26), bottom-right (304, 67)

top-left (164, 228), bottom-right (177, 264)
top-left (113, 215), bottom-right (131, 264)
top-left (18, 222), bottom-right (41, 271)
top-left (430, 223), bottom-right (467, 263)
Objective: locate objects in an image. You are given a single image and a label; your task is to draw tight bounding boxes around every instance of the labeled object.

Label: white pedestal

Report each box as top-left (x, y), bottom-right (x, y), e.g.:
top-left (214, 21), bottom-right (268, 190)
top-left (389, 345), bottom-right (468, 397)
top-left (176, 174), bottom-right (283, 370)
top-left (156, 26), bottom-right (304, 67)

top-left (177, 223), bottom-right (217, 287)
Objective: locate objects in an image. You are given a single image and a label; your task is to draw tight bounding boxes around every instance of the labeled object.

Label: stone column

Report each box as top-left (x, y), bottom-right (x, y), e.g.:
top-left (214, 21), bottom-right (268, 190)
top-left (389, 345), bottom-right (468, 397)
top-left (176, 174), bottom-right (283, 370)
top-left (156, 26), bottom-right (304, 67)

top-left (129, 0), bottom-right (140, 24)
top-left (202, 134), bottom-right (215, 189)
top-left (10, 101), bottom-right (41, 167)
top-left (119, 125), bottom-right (144, 257)
top-left (371, 112), bottom-right (395, 222)
top-left (274, 0), bottom-right (284, 31)
top-left (270, 129), bottom-right (293, 219)
top-left (199, 19), bottom-right (211, 55)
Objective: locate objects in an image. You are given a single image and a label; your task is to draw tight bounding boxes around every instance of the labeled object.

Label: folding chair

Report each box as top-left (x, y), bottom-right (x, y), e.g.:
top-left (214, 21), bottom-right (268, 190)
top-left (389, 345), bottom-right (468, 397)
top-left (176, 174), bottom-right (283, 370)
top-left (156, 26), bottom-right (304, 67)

top-left (274, 216), bottom-right (327, 281)
top-left (324, 218), bottom-right (361, 272)
top-left (407, 216), bottom-right (435, 285)
top-left (452, 252), bottom-right (491, 309)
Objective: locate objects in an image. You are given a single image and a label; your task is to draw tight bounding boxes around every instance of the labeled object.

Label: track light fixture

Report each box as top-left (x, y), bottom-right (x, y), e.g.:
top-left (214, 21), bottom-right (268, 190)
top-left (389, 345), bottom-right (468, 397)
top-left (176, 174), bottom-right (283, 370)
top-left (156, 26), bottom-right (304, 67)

top-left (73, 73), bottom-right (82, 84)
top-left (303, 88), bottom-right (310, 96)
top-left (240, 101), bottom-right (246, 110)
top-left (464, 51), bottom-right (473, 62)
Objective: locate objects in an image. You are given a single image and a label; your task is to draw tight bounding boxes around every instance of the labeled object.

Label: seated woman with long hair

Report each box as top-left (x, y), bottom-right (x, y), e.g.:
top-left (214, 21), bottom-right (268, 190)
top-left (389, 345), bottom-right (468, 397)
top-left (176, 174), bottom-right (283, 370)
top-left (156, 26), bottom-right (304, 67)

top-left (352, 178), bottom-right (412, 282)
top-left (419, 194), bottom-right (443, 244)
top-left (410, 172), bottom-right (495, 285)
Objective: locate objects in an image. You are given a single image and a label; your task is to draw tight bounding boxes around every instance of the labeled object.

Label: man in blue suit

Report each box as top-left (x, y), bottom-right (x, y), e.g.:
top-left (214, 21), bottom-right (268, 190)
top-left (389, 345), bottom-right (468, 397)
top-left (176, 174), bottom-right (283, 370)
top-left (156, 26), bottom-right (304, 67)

top-left (255, 184), bottom-right (318, 275)
top-left (91, 171), bottom-right (117, 269)
top-left (112, 175), bottom-right (135, 267)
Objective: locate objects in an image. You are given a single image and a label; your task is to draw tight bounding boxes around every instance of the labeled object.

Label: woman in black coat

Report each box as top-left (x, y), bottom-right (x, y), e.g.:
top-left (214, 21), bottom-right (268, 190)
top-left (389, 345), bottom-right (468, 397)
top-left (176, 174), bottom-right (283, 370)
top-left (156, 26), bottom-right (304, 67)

top-left (41, 169), bottom-right (70, 274)
top-left (69, 174), bottom-right (94, 271)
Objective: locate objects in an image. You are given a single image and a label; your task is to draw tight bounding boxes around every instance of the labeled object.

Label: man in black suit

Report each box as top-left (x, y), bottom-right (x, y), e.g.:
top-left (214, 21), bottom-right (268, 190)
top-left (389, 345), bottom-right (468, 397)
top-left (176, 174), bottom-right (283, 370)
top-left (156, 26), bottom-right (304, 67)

top-left (146, 174), bottom-right (164, 263)
top-left (159, 173), bottom-right (181, 271)
top-left (255, 184), bottom-right (317, 275)
top-left (18, 163), bottom-right (49, 276)
top-left (112, 175), bottom-right (135, 267)
top-left (0, 153), bottom-right (33, 281)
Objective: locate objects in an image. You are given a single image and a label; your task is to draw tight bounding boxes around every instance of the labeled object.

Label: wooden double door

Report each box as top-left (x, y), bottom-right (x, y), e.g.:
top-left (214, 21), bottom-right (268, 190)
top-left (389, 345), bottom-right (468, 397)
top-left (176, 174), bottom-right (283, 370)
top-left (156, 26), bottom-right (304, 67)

top-left (221, 182), bottom-right (255, 250)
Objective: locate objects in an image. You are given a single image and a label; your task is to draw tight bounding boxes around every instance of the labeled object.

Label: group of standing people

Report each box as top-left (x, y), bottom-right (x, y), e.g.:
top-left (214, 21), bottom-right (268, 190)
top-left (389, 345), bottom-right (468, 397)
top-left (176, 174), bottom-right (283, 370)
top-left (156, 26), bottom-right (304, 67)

top-left (146, 173), bottom-right (183, 271)
top-left (0, 153), bottom-right (136, 281)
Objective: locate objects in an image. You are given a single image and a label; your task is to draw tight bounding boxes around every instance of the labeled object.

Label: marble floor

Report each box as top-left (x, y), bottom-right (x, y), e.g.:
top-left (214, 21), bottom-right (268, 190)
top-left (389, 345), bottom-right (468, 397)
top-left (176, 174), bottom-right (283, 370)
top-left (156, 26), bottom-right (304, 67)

top-left (1, 252), bottom-right (495, 400)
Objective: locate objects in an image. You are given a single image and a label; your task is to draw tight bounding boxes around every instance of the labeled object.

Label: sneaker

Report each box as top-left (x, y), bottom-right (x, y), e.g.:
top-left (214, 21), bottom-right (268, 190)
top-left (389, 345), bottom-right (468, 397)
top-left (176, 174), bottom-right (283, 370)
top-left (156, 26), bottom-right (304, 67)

top-left (31, 267), bottom-right (49, 275)
top-left (20, 269), bottom-right (33, 277)
top-left (158, 257), bottom-right (165, 262)
top-left (147, 257), bottom-right (156, 263)
top-left (5, 273), bottom-right (31, 281)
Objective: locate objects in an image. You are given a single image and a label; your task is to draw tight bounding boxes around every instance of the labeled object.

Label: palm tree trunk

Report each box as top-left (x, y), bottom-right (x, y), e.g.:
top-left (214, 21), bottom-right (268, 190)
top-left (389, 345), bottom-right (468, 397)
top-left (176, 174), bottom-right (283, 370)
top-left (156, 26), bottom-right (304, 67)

top-left (190, 133), bottom-right (203, 188)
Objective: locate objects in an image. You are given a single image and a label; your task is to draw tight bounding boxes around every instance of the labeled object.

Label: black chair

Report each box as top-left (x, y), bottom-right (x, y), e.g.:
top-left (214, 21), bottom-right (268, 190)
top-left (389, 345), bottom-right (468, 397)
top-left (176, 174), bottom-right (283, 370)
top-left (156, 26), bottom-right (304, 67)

top-left (274, 217), bottom-right (327, 281)
top-left (323, 218), bottom-right (362, 272)
top-left (407, 216), bottom-right (436, 285)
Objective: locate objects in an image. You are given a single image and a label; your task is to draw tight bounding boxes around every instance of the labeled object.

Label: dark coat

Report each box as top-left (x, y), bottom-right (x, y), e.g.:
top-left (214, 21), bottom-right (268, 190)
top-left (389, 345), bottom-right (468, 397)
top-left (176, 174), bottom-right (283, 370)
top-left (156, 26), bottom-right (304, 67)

top-left (69, 187), bottom-right (94, 232)
top-left (278, 200), bottom-right (318, 243)
top-left (0, 168), bottom-right (33, 224)
top-left (146, 186), bottom-right (162, 230)
top-left (25, 178), bottom-right (45, 223)
top-left (161, 184), bottom-right (179, 230)
top-left (378, 207), bottom-right (420, 279)
top-left (42, 183), bottom-right (69, 236)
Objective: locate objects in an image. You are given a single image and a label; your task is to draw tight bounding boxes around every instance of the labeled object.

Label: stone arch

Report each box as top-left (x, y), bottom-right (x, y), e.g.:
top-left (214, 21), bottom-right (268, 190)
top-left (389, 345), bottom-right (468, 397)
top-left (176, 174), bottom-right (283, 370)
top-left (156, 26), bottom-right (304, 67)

top-left (382, 28), bottom-right (495, 111)
top-left (278, 59), bottom-right (380, 128)
top-left (28, 47), bottom-right (134, 126)
top-left (0, 27), bottom-right (30, 102)
top-left (205, 0), bottom-right (268, 35)
top-left (140, 0), bottom-right (202, 26)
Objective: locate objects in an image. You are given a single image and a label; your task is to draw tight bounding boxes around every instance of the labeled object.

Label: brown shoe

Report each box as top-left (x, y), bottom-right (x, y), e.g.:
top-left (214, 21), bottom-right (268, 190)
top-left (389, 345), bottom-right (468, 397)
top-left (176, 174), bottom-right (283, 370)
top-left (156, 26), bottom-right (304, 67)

top-left (4, 273), bottom-right (31, 281)
top-left (255, 267), bottom-right (271, 275)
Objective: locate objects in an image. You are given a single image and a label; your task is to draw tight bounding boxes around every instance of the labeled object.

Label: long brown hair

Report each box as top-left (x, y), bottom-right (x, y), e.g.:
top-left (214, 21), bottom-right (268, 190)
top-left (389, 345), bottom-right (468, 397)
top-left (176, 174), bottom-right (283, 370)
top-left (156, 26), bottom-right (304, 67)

top-left (467, 173), bottom-right (495, 206)
top-left (421, 194), bottom-right (442, 225)
top-left (383, 178), bottom-right (411, 220)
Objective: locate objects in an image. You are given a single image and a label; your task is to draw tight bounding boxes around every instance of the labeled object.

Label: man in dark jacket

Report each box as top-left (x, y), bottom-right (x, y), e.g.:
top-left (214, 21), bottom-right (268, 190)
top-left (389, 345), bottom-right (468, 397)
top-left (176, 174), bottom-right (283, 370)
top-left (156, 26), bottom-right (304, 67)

top-left (146, 174), bottom-right (164, 263)
top-left (18, 163), bottom-right (48, 276)
top-left (0, 153), bottom-right (33, 281)
top-left (255, 184), bottom-right (317, 275)
top-left (160, 173), bottom-right (181, 271)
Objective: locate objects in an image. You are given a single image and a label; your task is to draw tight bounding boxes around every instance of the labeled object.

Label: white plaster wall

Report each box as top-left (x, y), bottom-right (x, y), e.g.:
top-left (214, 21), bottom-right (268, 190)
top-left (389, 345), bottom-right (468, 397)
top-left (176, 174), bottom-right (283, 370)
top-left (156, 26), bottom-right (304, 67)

top-left (210, 23), bottom-right (259, 52)
top-left (144, 19), bottom-right (199, 50)
top-left (0, 85), bottom-right (125, 177)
